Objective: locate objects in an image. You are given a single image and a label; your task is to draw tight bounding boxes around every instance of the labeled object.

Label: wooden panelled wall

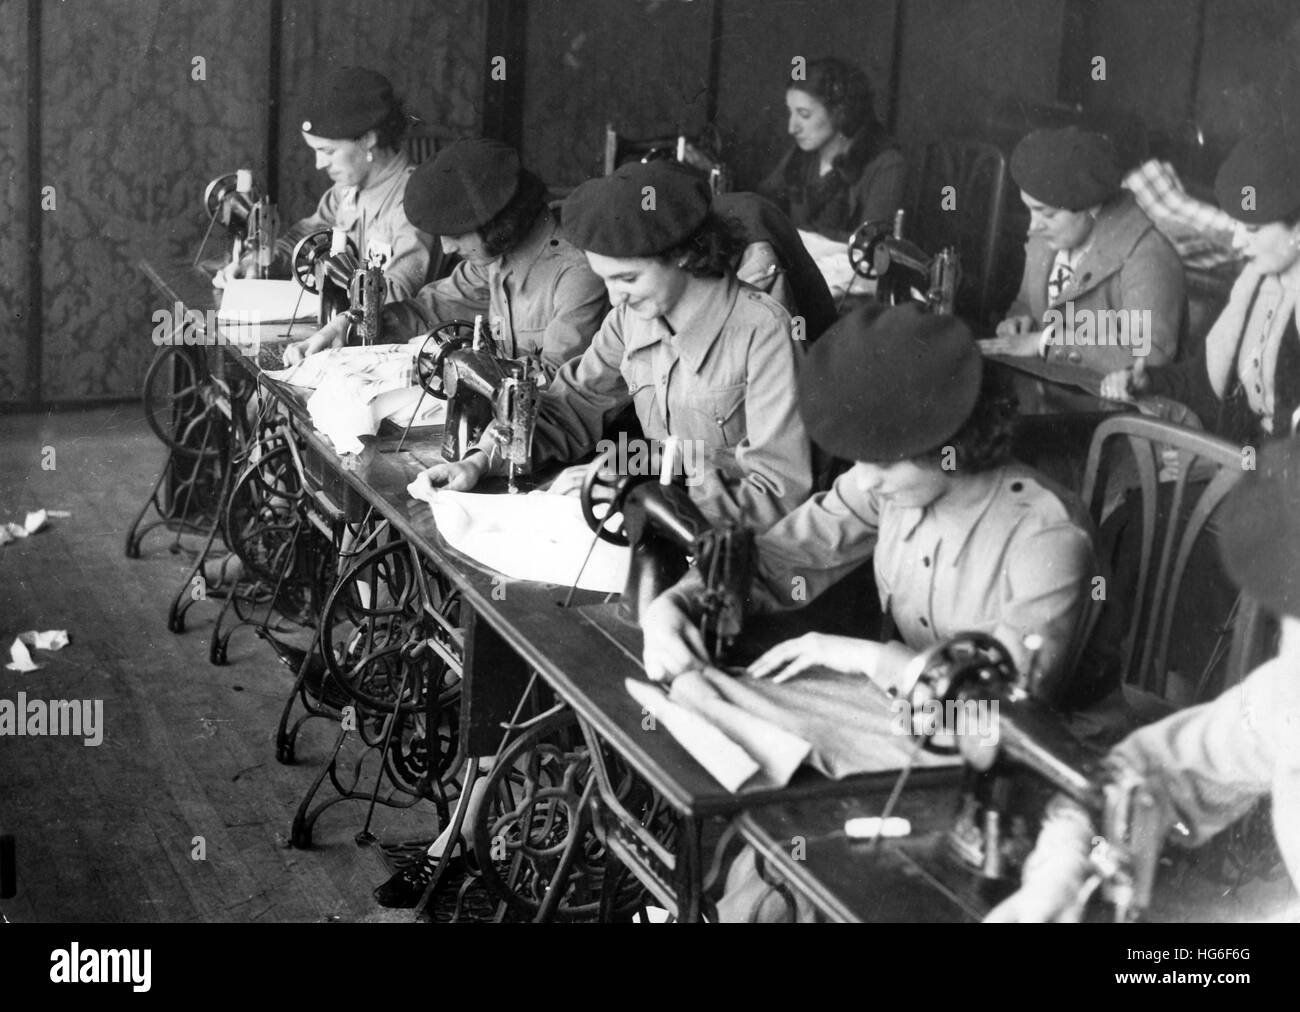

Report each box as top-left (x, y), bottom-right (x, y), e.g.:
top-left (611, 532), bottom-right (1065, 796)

top-left (5, 0), bottom-right (1298, 407)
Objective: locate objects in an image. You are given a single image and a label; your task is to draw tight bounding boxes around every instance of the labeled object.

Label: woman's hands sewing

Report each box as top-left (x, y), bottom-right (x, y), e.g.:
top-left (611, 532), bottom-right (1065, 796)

top-left (546, 464), bottom-right (592, 498)
top-left (747, 633), bottom-right (877, 684)
top-left (411, 454), bottom-right (489, 494)
top-left (641, 594), bottom-right (709, 683)
top-left (979, 315), bottom-right (1041, 358)
top-left (282, 316), bottom-right (349, 367)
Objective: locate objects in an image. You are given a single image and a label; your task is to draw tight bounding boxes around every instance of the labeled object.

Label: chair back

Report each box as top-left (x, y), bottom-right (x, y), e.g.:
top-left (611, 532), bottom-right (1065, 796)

top-left (900, 138), bottom-right (1009, 324)
top-left (1080, 414), bottom-right (1246, 701)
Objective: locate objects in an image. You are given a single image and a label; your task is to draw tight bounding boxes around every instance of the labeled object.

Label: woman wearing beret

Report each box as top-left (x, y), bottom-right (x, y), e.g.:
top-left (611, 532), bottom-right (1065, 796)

top-left (216, 66), bottom-right (433, 302)
top-left (1101, 128), bottom-right (1300, 442)
top-left (283, 138), bottom-right (607, 378)
top-left (981, 127), bottom-right (1186, 374)
top-left (641, 305), bottom-right (1112, 922)
top-left (413, 159), bottom-right (815, 534)
top-left (756, 57), bottom-right (907, 243)
top-left (988, 437), bottom-right (1300, 922)
top-left (642, 305), bottom-right (1104, 709)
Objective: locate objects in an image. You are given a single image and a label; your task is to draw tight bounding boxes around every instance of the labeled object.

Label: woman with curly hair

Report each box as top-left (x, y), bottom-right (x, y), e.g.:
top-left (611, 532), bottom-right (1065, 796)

top-left (641, 304), bottom-right (1111, 715)
top-left (758, 57), bottom-right (907, 241)
top-left (415, 158), bottom-right (814, 533)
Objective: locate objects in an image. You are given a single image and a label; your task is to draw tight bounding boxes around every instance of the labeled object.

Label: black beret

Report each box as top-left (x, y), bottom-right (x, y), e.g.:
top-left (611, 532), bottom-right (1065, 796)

top-left (1010, 127), bottom-right (1122, 210)
top-left (1219, 438), bottom-right (1300, 618)
top-left (300, 67), bottom-right (396, 140)
top-left (404, 139), bottom-right (521, 236)
top-left (799, 304), bottom-right (982, 463)
top-left (1214, 126), bottom-right (1300, 224)
top-left (562, 160), bottom-right (710, 257)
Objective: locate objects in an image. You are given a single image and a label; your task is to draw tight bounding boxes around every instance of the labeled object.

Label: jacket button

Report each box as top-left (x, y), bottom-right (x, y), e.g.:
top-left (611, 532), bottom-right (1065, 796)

top-left (919, 617), bottom-right (929, 628)
top-left (1010, 481), bottom-right (1024, 492)
top-left (1068, 351), bottom-right (1082, 363)
top-left (922, 556), bottom-right (931, 567)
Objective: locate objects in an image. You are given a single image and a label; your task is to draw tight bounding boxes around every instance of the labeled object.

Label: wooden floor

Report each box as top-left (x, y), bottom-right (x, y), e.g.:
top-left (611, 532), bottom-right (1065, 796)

top-left (0, 406), bottom-right (429, 922)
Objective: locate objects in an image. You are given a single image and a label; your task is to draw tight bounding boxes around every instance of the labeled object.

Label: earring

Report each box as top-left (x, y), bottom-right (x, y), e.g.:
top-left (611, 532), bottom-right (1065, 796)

top-left (366, 150), bottom-right (374, 163)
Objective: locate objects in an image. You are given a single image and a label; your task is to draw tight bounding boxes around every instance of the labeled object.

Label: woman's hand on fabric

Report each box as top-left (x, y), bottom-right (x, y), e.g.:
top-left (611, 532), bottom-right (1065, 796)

top-left (416, 457), bottom-right (486, 493)
top-left (747, 633), bottom-right (876, 684)
top-left (641, 593), bottom-right (709, 684)
top-left (546, 464), bottom-right (591, 497)
top-left (979, 328), bottom-right (1041, 358)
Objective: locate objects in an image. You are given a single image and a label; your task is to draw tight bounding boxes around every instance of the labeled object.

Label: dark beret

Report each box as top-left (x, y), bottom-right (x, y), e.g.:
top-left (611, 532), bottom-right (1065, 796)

top-left (404, 139), bottom-right (521, 236)
top-left (562, 160), bottom-right (711, 257)
top-left (799, 304), bottom-right (982, 463)
top-left (1010, 127), bottom-right (1122, 210)
top-left (300, 66), bottom-right (396, 140)
top-left (1214, 127), bottom-right (1300, 224)
top-left (1219, 438), bottom-right (1300, 618)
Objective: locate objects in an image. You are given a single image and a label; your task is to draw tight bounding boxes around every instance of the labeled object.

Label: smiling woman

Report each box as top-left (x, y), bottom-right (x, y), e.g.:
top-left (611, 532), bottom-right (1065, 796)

top-left (213, 66), bottom-right (435, 302)
top-left (415, 159), bottom-right (815, 534)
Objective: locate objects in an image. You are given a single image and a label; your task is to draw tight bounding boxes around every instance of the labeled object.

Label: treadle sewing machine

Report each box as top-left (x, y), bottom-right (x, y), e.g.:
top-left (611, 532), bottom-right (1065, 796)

top-left (579, 440), bottom-right (752, 657)
top-left (848, 209), bottom-right (961, 314)
top-left (290, 228), bottom-right (384, 344)
top-left (894, 632), bottom-right (1166, 920)
top-left (195, 170), bottom-right (278, 277)
top-left (407, 317), bottom-right (542, 494)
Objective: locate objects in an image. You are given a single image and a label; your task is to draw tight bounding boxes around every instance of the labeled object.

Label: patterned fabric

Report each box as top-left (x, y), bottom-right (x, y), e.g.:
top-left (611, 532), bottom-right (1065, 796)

top-left (1124, 159), bottom-right (1242, 271)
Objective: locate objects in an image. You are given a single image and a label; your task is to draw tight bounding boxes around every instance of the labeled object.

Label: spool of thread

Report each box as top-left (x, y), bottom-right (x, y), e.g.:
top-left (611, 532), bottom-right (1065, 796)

top-left (236, 169), bottom-right (254, 194)
top-left (330, 227), bottom-right (349, 256)
top-left (844, 816), bottom-right (911, 839)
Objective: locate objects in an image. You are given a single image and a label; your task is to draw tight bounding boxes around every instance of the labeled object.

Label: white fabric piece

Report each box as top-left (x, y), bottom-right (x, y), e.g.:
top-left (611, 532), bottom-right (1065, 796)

top-left (264, 345), bottom-right (444, 455)
top-left (24, 509), bottom-right (47, 534)
top-left (797, 228), bottom-right (877, 300)
top-left (406, 484), bottom-right (630, 593)
top-left (668, 670), bottom-right (811, 787)
top-left (5, 632), bottom-right (67, 672)
top-left (217, 279), bottom-right (320, 323)
top-left (626, 679), bottom-right (760, 792)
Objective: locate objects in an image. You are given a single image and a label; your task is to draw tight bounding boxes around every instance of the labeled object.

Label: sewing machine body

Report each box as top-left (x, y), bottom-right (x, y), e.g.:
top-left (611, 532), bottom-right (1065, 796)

top-left (902, 633), bottom-right (1164, 920)
top-left (848, 211), bottom-right (961, 315)
top-left (199, 171), bottom-right (278, 277)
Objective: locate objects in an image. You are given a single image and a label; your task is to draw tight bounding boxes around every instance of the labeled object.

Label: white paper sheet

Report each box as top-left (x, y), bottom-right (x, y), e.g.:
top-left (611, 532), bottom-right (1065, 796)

top-left (217, 279), bottom-right (320, 323)
top-left (5, 630), bottom-right (70, 672)
top-left (406, 484), bottom-right (630, 593)
top-left (797, 228), bottom-right (877, 300)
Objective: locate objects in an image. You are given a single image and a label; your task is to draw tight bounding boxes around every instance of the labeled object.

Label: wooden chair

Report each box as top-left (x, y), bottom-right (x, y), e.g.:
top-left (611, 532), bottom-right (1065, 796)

top-left (603, 123), bottom-right (727, 193)
top-left (404, 122), bottom-right (453, 166)
top-left (1080, 415), bottom-right (1247, 707)
top-left (899, 138), bottom-right (1009, 325)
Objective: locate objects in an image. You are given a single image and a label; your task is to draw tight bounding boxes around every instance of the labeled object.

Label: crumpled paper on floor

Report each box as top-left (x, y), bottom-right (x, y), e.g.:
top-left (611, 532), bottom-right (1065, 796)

top-left (1, 509), bottom-right (50, 546)
top-left (265, 344), bottom-right (445, 454)
top-left (407, 483), bottom-right (630, 593)
top-left (6, 629), bottom-right (71, 672)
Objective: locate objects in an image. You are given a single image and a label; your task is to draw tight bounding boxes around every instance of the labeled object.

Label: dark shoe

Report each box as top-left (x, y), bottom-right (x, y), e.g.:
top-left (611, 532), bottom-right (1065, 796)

top-left (373, 853), bottom-right (467, 909)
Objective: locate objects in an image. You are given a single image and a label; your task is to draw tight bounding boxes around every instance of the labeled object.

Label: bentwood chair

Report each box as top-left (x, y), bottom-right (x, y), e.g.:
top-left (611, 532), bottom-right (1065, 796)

top-left (1080, 415), bottom-right (1249, 710)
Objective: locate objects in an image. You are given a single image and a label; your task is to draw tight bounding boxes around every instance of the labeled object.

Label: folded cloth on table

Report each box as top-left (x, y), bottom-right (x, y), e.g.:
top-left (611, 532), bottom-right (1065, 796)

top-left (406, 485), bottom-right (630, 593)
top-left (797, 228), bottom-right (876, 301)
top-left (265, 345), bottom-right (445, 454)
top-left (631, 665), bottom-right (960, 792)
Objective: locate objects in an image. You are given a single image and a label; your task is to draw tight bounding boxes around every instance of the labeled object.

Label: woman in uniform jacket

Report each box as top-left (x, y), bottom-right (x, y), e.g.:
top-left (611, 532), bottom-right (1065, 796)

top-left (215, 66), bottom-right (434, 302)
top-left (641, 304), bottom-right (1106, 712)
top-left (981, 127), bottom-right (1186, 374)
top-left (414, 159), bottom-right (814, 534)
top-left (757, 57), bottom-right (907, 243)
top-left (284, 138), bottom-right (608, 380)
top-left (1101, 126), bottom-right (1300, 443)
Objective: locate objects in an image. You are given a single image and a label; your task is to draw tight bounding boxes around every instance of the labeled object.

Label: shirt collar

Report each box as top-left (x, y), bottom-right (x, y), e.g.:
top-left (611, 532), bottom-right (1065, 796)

top-left (356, 150), bottom-right (410, 196)
top-left (623, 274), bottom-right (741, 371)
top-left (894, 467), bottom-right (1006, 563)
top-left (499, 208), bottom-right (559, 277)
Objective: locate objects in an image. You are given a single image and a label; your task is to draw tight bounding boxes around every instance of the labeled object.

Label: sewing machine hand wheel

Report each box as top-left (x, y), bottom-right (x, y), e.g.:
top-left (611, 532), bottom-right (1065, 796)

top-left (580, 447), bottom-right (632, 546)
top-left (847, 219), bottom-right (894, 280)
top-left (291, 230), bottom-right (357, 293)
top-left (414, 320), bottom-right (476, 400)
top-left (897, 632), bottom-right (1018, 755)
